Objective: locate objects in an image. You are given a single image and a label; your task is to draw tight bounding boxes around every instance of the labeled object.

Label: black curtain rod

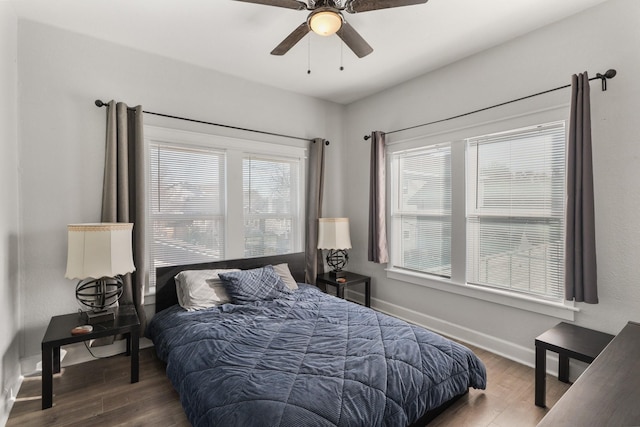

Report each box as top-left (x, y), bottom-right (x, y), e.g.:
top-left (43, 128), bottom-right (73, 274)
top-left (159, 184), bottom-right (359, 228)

top-left (94, 100), bottom-right (328, 145)
top-left (363, 69), bottom-right (617, 141)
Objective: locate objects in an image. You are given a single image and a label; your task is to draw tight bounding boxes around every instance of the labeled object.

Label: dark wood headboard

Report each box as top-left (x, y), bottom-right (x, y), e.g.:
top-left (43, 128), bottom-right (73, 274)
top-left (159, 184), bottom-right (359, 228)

top-left (154, 252), bottom-right (306, 314)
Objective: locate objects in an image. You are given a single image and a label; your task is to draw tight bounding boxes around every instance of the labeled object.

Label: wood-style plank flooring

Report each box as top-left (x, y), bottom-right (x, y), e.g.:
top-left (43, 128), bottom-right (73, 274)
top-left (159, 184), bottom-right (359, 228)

top-left (7, 344), bottom-right (570, 426)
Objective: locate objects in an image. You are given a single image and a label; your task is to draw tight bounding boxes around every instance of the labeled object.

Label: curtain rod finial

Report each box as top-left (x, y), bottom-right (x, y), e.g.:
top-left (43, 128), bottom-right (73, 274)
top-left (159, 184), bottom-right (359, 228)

top-left (363, 135), bottom-right (371, 141)
top-left (95, 99), bottom-right (107, 107)
top-left (595, 69), bottom-right (616, 91)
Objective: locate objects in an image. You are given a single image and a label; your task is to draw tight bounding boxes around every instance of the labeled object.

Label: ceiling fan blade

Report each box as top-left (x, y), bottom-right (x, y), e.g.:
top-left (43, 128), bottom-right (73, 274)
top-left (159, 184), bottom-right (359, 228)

top-left (271, 22), bottom-right (311, 55)
top-left (336, 21), bottom-right (373, 58)
top-left (347, 0), bottom-right (428, 13)
top-left (234, 0), bottom-right (307, 10)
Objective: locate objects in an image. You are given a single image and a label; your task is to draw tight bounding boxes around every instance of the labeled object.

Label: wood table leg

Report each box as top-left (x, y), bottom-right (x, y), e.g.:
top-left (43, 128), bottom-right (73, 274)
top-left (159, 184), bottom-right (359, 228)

top-left (558, 353), bottom-right (570, 383)
top-left (53, 346), bottom-right (60, 374)
top-left (42, 344), bottom-right (53, 409)
top-left (364, 279), bottom-right (371, 308)
top-left (125, 334), bottom-right (131, 356)
top-left (535, 344), bottom-right (546, 407)
top-left (130, 329), bottom-right (139, 383)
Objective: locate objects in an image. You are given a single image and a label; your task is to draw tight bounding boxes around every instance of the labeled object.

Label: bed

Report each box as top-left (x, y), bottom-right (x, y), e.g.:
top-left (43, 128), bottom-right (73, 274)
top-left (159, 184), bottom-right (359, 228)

top-left (147, 253), bottom-right (486, 426)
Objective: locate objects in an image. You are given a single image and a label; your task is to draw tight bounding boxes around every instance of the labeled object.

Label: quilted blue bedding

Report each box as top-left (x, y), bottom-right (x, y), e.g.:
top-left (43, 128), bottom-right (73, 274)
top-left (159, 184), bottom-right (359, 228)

top-left (147, 284), bottom-right (486, 427)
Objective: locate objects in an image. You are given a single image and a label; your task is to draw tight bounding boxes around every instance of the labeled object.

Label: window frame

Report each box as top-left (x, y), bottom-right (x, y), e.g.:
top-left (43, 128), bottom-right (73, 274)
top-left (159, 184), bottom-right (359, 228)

top-left (144, 126), bottom-right (306, 296)
top-left (386, 106), bottom-right (577, 320)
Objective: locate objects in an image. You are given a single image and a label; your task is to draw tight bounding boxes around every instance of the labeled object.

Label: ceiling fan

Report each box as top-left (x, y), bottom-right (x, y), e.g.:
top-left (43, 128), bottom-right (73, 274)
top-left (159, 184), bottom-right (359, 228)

top-left (236, 0), bottom-right (429, 58)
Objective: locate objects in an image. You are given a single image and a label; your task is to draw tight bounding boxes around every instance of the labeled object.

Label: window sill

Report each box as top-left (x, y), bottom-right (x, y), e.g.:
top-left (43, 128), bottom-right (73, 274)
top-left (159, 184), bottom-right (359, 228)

top-left (386, 268), bottom-right (577, 321)
top-left (144, 291), bottom-right (156, 306)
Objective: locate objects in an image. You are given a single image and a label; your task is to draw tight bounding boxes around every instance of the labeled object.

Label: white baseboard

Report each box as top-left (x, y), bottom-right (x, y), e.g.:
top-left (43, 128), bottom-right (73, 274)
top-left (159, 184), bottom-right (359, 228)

top-left (1, 374), bottom-right (21, 427)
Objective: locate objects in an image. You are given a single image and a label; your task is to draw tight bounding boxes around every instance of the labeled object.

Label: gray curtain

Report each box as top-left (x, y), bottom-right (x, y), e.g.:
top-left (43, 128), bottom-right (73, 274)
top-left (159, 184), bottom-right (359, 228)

top-left (368, 131), bottom-right (389, 263)
top-left (565, 73), bottom-right (598, 303)
top-left (102, 101), bottom-right (148, 331)
top-left (305, 138), bottom-right (326, 284)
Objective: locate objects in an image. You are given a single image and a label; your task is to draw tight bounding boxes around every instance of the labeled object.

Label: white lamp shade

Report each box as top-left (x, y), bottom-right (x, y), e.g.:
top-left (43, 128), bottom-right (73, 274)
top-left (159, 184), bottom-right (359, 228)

top-left (65, 223), bottom-right (136, 280)
top-left (317, 218), bottom-right (352, 250)
top-left (309, 10), bottom-right (342, 36)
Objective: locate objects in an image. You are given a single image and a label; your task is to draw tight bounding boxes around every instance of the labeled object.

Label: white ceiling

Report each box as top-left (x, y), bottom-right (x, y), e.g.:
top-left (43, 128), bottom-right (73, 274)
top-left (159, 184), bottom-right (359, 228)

top-left (10, 0), bottom-right (607, 104)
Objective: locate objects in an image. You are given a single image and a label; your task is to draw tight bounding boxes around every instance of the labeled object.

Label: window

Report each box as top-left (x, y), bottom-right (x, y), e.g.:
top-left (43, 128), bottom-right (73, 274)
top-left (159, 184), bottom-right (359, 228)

top-left (466, 122), bottom-right (566, 300)
top-left (146, 127), bottom-right (305, 291)
top-left (243, 156), bottom-right (299, 257)
top-left (390, 120), bottom-right (567, 303)
top-left (149, 143), bottom-right (226, 271)
top-left (392, 144), bottom-right (451, 277)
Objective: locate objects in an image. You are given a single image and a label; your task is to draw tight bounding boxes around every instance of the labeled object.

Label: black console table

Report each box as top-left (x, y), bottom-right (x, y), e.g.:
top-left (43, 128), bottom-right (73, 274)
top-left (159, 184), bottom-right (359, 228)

top-left (538, 321), bottom-right (640, 426)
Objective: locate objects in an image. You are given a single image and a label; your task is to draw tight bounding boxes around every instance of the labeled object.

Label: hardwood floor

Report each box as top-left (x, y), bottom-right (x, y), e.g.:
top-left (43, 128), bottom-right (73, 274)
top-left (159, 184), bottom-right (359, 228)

top-left (431, 343), bottom-right (570, 426)
top-left (7, 347), bottom-right (190, 427)
top-left (7, 344), bottom-right (569, 426)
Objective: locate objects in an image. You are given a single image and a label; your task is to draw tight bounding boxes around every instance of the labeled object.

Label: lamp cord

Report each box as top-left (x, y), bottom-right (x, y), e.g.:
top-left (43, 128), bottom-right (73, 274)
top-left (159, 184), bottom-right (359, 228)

top-left (76, 308), bottom-right (109, 360)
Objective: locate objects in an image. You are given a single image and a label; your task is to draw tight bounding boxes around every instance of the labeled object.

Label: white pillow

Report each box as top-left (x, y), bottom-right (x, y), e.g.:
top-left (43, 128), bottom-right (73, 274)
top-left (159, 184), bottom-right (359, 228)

top-left (272, 263), bottom-right (298, 290)
top-left (174, 269), bottom-right (240, 311)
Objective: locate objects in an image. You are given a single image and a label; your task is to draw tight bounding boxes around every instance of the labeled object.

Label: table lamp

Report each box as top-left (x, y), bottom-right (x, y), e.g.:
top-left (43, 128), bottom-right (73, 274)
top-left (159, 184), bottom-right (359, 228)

top-left (65, 223), bottom-right (135, 324)
top-left (317, 218), bottom-right (352, 278)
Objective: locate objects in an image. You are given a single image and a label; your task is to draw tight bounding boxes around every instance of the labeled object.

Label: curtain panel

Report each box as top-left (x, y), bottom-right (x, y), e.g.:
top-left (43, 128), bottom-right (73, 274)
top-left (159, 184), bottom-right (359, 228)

top-left (368, 131), bottom-right (389, 263)
top-left (305, 138), bottom-right (326, 284)
top-left (565, 73), bottom-right (598, 303)
top-left (102, 101), bottom-right (149, 331)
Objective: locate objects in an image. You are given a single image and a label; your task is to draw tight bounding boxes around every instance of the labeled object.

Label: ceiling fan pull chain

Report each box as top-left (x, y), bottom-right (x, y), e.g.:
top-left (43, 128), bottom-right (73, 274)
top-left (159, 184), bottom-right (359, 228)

top-left (307, 36), bottom-right (311, 74)
top-left (340, 39), bottom-right (344, 71)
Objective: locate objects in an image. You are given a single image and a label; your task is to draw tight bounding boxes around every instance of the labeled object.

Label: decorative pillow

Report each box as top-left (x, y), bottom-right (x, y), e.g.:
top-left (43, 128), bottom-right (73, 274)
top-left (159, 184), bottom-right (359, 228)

top-left (218, 265), bottom-right (293, 304)
top-left (174, 269), bottom-right (240, 311)
top-left (272, 263), bottom-right (299, 290)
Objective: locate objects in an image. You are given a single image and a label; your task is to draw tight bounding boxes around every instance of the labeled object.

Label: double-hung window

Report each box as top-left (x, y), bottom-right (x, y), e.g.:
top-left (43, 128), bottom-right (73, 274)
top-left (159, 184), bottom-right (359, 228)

top-left (466, 122), bottom-right (566, 300)
top-left (390, 119), bottom-right (567, 304)
top-left (149, 143), bottom-right (226, 270)
top-left (243, 156), bottom-right (300, 258)
top-left (392, 144), bottom-right (452, 278)
top-left (146, 127), bottom-right (305, 292)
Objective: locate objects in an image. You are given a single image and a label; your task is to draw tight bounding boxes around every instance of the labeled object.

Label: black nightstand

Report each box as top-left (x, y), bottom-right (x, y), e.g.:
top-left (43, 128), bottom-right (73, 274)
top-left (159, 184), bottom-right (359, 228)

top-left (534, 322), bottom-right (614, 407)
top-left (41, 305), bottom-right (140, 409)
top-left (316, 271), bottom-right (371, 307)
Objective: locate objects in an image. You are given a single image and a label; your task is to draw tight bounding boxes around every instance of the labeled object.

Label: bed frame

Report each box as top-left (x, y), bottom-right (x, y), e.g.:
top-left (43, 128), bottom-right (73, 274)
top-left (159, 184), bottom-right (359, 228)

top-left (153, 251), bottom-right (466, 426)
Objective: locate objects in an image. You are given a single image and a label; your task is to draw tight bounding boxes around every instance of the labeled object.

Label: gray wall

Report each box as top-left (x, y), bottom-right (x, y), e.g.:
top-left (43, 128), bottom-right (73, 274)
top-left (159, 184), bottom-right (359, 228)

top-left (16, 20), bottom-right (346, 366)
top-left (0, 3), bottom-right (21, 425)
top-left (344, 0), bottom-right (640, 368)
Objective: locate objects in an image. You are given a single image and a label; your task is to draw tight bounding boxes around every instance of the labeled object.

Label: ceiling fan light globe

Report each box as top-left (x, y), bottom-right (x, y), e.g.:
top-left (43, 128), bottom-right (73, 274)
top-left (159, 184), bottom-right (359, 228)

top-left (309, 11), bottom-right (342, 36)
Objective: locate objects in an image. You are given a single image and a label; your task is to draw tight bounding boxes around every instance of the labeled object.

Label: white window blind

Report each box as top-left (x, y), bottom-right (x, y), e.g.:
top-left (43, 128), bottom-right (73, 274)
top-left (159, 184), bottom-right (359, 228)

top-left (392, 144), bottom-right (452, 277)
top-left (243, 156), bottom-right (299, 257)
top-left (466, 121), bottom-right (566, 300)
top-left (148, 143), bottom-right (225, 287)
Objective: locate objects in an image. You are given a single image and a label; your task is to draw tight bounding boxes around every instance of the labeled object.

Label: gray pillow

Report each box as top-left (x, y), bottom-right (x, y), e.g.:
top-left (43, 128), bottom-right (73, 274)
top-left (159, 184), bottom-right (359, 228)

top-left (272, 263), bottom-right (298, 290)
top-left (219, 265), bottom-right (293, 304)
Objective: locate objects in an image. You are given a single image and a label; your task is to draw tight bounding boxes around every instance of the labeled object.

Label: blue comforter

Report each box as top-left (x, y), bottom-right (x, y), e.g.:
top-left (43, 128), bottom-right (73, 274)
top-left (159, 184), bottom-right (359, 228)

top-left (147, 284), bottom-right (486, 427)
